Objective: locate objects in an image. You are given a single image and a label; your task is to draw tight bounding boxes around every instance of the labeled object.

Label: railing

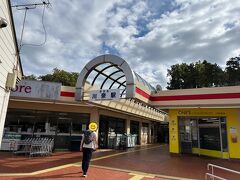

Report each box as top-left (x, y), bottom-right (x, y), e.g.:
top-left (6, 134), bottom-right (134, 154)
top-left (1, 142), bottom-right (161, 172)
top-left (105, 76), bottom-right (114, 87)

top-left (205, 163), bottom-right (240, 180)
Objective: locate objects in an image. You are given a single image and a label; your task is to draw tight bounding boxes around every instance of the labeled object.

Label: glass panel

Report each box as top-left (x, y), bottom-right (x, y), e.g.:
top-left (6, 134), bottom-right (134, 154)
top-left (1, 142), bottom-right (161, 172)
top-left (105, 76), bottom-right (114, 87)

top-left (57, 115), bottom-right (71, 134)
top-left (4, 109), bottom-right (90, 149)
top-left (199, 127), bottom-right (221, 151)
top-left (190, 119), bottom-right (198, 148)
top-left (130, 121), bottom-right (139, 134)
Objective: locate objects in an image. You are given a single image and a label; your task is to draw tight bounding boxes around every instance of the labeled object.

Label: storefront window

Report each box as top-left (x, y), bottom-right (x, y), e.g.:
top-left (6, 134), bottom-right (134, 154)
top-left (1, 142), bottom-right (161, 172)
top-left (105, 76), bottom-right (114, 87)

top-left (130, 121), bottom-right (139, 135)
top-left (99, 115), bottom-right (126, 148)
top-left (199, 118), bottom-right (221, 151)
top-left (190, 119), bottom-right (198, 148)
top-left (4, 108), bottom-right (90, 149)
top-left (4, 109), bottom-right (35, 134)
top-left (178, 116), bottom-right (228, 153)
top-left (71, 114), bottom-right (89, 134)
top-left (199, 127), bottom-right (221, 151)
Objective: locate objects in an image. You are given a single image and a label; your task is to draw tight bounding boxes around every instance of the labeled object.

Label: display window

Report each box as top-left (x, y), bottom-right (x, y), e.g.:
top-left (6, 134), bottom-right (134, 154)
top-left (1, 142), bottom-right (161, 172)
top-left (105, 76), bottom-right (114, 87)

top-left (178, 116), bottom-right (228, 154)
top-left (4, 108), bottom-right (90, 150)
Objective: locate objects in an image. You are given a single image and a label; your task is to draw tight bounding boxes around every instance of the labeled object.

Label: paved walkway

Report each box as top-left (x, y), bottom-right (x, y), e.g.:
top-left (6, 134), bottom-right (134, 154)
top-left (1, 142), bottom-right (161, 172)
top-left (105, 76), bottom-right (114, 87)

top-left (0, 144), bottom-right (240, 180)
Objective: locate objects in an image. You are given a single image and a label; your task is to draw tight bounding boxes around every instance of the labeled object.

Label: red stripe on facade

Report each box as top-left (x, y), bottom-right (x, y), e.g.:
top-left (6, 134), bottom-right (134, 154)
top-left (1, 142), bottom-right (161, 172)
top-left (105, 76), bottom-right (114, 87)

top-left (61, 88), bottom-right (240, 101)
top-left (136, 87), bottom-right (151, 99)
top-left (150, 93), bottom-right (240, 101)
top-left (135, 87), bottom-right (240, 101)
top-left (60, 91), bottom-right (75, 97)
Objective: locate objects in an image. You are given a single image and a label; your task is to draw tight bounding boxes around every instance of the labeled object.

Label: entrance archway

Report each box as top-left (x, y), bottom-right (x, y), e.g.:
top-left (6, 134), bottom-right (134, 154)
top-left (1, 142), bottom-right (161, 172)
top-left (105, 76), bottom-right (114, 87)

top-left (75, 54), bottom-right (136, 101)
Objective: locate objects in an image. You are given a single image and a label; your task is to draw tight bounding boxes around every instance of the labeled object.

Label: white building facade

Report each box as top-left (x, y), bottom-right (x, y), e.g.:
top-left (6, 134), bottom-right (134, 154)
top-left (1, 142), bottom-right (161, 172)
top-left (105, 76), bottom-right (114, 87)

top-left (0, 0), bottom-right (23, 147)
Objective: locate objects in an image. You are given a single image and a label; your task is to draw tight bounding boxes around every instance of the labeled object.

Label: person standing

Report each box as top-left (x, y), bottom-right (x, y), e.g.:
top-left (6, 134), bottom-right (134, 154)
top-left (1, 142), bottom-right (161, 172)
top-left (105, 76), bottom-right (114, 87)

top-left (80, 128), bottom-right (97, 177)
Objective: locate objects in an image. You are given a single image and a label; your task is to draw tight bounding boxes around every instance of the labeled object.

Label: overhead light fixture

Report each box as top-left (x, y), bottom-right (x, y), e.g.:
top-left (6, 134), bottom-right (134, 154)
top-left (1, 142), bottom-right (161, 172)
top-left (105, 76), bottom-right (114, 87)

top-left (0, 17), bottom-right (8, 28)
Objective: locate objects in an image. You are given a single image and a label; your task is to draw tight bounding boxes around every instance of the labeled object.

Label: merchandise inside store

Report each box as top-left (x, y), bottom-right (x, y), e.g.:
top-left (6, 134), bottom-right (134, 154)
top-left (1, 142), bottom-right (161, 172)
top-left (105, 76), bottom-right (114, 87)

top-left (2, 108), bottom-right (90, 150)
top-left (99, 115), bottom-right (126, 148)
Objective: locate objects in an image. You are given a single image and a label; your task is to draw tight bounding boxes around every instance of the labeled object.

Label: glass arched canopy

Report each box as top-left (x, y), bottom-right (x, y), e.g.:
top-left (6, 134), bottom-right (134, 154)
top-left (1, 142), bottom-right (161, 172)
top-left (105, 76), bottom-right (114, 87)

top-left (75, 54), bottom-right (156, 101)
top-left (86, 63), bottom-right (127, 97)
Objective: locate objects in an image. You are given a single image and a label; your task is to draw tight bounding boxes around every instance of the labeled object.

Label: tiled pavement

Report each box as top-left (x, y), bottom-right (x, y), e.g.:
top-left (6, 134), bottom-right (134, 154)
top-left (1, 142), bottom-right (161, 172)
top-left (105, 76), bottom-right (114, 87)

top-left (0, 144), bottom-right (240, 180)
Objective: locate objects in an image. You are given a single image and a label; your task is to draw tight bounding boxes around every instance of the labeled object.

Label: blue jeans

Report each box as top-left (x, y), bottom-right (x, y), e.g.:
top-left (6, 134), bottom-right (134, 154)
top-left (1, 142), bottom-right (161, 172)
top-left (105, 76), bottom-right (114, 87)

top-left (82, 148), bottom-right (93, 174)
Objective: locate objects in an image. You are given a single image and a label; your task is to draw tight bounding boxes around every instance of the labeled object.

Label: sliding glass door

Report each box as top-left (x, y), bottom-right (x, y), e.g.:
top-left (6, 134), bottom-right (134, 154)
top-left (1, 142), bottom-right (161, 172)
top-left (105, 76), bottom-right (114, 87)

top-left (178, 116), bottom-right (228, 156)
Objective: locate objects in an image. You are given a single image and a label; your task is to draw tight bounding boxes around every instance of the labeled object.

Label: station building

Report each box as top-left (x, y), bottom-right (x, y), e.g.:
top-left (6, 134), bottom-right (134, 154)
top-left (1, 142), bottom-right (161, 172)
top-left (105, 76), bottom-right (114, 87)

top-left (2, 55), bottom-right (168, 151)
top-left (153, 87), bottom-right (240, 160)
top-left (2, 54), bottom-right (240, 160)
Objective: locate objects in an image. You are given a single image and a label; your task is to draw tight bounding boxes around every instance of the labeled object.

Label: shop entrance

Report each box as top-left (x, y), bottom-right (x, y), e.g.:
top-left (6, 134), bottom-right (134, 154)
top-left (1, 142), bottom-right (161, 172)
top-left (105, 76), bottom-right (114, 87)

top-left (99, 115), bottom-right (125, 148)
top-left (130, 121), bottom-right (139, 144)
top-left (178, 117), bottom-right (228, 157)
top-left (142, 123), bottom-right (149, 144)
top-left (179, 119), bottom-right (193, 153)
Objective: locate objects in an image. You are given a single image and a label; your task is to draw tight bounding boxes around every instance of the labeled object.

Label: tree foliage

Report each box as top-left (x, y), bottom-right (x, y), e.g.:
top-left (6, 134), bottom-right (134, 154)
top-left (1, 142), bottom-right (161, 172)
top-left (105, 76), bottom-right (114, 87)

top-left (167, 60), bottom-right (225, 89)
top-left (39, 68), bottom-right (79, 86)
top-left (23, 74), bottom-right (38, 80)
top-left (225, 56), bottom-right (240, 86)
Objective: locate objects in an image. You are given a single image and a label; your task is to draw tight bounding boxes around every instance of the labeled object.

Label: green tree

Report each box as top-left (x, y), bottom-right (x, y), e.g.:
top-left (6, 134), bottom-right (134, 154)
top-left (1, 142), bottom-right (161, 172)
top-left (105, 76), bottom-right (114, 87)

top-left (225, 56), bottom-right (240, 86)
top-left (39, 68), bottom-right (79, 86)
top-left (23, 74), bottom-right (38, 80)
top-left (167, 60), bottom-right (225, 89)
top-left (195, 60), bottom-right (225, 88)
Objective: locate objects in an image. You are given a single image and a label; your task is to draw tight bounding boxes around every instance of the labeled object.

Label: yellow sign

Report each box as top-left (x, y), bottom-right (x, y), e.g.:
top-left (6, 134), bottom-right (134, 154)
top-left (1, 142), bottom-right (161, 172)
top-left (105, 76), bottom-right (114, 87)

top-left (89, 122), bottom-right (98, 131)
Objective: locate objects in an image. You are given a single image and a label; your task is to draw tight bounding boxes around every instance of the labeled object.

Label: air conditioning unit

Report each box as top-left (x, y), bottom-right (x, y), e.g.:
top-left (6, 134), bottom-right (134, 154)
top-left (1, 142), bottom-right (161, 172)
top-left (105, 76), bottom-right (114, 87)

top-left (6, 70), bottom-right (17, 89)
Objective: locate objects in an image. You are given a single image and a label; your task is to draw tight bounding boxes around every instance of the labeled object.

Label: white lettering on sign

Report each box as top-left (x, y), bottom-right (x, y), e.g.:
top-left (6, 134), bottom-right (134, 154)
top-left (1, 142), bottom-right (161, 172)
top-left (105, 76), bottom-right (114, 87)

top-left (89, 89), bottom-right (120, 101)
top-left (11, 80), bottom-right (61, 100)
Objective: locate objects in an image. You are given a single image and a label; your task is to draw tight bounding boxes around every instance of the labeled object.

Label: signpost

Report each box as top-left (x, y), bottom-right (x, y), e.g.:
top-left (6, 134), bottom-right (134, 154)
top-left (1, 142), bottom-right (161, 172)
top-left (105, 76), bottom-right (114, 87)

top-left (89, 89), bottom-right (120, 101)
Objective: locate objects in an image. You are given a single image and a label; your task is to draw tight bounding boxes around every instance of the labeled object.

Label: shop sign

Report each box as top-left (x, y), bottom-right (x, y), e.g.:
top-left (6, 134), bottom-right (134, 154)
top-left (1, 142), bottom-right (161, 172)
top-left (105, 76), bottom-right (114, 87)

top-left (11, 80), bottom-right (61, 100)
top-left (177, 110), bottom-right (226, 116)
top-left (230, 127), bottom-right (238, 143)
top-left (89, 89), bottom-right (120, 101)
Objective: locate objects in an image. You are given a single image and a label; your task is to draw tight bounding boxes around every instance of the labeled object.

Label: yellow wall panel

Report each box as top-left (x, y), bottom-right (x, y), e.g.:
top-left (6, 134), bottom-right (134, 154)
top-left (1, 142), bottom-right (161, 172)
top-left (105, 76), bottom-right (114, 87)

top-left (169, 108), bottom-right (240, 159)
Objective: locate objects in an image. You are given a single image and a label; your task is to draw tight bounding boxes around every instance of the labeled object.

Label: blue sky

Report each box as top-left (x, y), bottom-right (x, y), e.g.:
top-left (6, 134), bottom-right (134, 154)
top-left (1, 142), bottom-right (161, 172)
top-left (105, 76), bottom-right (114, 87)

top-left (11, 0), bottom-right (240, 88)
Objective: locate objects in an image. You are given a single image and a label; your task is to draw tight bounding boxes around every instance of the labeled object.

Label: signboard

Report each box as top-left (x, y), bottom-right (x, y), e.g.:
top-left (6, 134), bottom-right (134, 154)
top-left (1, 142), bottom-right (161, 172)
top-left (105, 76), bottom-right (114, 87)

top-left (230, 127), bottom-right (238, 143)
top-left (89, 89), bottom-right (120, 101)
top-left (11, 80), bottom-right (61, 100)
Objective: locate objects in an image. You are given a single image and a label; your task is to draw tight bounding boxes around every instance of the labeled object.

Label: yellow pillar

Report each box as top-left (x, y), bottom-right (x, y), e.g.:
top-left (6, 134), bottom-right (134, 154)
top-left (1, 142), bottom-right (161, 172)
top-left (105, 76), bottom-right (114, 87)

top-left (169, 110), bottom-right (179, 153)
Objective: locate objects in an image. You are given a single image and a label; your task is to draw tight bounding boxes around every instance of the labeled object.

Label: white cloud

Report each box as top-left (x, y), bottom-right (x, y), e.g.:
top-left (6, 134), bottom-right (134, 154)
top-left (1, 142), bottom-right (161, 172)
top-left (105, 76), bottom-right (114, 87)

top-left (11, 0), bottom-right (240, 89)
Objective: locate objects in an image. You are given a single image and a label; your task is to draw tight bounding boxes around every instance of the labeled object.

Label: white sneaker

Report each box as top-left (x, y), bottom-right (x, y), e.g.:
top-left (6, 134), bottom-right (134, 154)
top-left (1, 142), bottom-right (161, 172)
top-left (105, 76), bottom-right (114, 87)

top-left (83, 174), bottom-right (87, 177)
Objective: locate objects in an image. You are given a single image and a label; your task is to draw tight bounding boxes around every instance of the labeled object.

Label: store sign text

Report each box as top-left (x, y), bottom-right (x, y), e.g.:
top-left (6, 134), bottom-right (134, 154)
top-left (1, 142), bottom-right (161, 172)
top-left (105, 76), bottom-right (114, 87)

top-left (89, 89), bottom-right (120, 101)
top-left (12, 85), bottom-right (32, 93)
top-left (11, 80), bottom-right (61, 100)
top-left (178, 110), bottom-right (226, 116)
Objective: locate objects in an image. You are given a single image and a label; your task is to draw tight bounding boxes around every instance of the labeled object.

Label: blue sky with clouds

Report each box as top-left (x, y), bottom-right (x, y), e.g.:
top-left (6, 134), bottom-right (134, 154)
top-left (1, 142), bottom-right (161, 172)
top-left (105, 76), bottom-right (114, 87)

top-left (11, 0), bottom-right (240, 88)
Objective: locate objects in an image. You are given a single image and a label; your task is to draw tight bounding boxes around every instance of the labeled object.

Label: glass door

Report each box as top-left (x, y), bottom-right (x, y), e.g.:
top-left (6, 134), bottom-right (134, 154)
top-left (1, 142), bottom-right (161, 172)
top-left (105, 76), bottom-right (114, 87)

top-left (178, 116), bottom-right (228, 157)
top-left (179, 118), bottom-right (192, 154)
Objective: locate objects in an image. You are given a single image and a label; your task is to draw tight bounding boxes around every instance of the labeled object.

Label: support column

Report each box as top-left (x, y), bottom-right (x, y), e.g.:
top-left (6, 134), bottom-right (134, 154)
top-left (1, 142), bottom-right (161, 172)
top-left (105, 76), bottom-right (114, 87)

top-left (139, 121), bottom-right (142, 145)
top-left (125, 118), bottom-right (130, 134)
top-left (90, 108), bottom-right (99, 135)
top-left (148, 122), bottom-right (152, 144)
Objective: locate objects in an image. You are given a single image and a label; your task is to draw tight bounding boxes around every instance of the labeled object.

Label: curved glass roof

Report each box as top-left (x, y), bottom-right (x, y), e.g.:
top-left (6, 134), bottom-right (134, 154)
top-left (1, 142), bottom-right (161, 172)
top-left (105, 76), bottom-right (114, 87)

top-left (86, 63), bottom-right (127, 97)
top-left (86, 62), bottom-right (155, 98)
top-left (134, 72), bottom-right (156, 92)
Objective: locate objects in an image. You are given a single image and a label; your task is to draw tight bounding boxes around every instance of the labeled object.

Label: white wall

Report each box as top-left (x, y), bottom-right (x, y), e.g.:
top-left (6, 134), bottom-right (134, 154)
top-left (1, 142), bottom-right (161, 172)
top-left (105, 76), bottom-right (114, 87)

top-left (0, 0), bottom-right (19, 147)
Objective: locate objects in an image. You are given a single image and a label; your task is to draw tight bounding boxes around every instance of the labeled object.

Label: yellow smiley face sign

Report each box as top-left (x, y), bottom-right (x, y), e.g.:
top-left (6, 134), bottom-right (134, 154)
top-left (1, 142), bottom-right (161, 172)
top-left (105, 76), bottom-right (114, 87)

top-left (89, 122), bottom-right (98, 131)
